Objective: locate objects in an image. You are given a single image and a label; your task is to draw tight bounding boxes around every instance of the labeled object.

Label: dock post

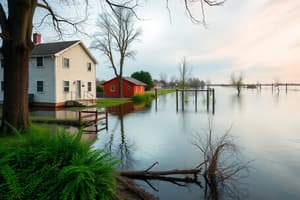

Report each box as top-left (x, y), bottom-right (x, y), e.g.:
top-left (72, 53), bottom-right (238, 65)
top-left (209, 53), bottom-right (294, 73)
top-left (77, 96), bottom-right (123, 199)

top-left (195, 90), bottom-right (197, 112)
top-left (79, 111), bottom-right (81, 124)
top-left (212, 89), bottom-right (215, 114)
top-left (105, 112), bottom-right (108, 130)
top-left (176, 89), bottom-right (178, 112)
top-left (272, 84), bottom-right (274, 93)
top-left (285, 83), bottom-right (288, 94)
top-left (155, 88), bottom-right (158, 111)
top-left (206, 89), bottom-right (210, 112)
top-left (181, 90), bottom-right (184, 111)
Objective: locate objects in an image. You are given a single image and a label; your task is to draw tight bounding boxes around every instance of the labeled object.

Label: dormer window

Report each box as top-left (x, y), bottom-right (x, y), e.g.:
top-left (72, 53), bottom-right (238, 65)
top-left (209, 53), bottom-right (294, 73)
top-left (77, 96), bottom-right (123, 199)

top-left (87, 62), bottom-right (92, 72)
top-left (36, 57), bottom-right (43, 67)
top-left (63, 58), bottom-right (70, 68)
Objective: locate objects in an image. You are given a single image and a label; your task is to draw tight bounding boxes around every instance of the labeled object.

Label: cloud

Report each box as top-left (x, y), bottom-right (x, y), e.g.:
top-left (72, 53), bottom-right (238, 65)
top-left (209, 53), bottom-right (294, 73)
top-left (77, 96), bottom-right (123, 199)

top-left (198, 0), bottom-right (300, 82)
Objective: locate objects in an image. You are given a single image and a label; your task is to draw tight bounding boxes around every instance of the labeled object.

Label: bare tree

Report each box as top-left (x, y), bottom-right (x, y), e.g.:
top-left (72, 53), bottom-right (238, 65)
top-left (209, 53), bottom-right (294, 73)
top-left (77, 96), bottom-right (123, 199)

top-left (231, 73), bottom-right (243, 96)
top-left (178, 56), bottom-right (190, 89)
top-left (91, 6), bottom-right (141, 97)
top-left (0, 0), bottom-right (224, 133)
top-left (192, 119), bottom-right (250, 200)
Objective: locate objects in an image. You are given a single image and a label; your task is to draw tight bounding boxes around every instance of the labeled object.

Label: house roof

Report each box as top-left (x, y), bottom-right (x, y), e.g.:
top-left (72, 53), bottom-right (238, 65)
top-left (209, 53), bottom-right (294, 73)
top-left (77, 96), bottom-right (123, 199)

top-left (31, 40), bottom-right (97, 64)
top-left (31, 41), bottom-right (79, 56)
top-left (124, 77), bottom-right (147, 86)
top-left (103, 77), bottom-right (147, 86)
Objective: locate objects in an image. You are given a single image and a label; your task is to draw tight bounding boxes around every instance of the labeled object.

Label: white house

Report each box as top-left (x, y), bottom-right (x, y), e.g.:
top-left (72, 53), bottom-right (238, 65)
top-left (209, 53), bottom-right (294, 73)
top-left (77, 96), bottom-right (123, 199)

top-left (0, 33), bottom-right (97, 107)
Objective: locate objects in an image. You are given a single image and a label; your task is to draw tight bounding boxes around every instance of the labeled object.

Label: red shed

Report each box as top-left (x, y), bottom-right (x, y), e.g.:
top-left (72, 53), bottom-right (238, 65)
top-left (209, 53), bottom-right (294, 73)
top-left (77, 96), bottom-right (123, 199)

top-left (103, 77), bottom-right (146, 98)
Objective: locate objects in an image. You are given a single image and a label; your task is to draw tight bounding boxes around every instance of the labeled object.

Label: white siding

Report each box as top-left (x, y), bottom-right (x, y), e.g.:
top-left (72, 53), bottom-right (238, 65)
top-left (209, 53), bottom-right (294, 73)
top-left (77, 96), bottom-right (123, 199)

top-left (29, 56), bottom-right (56, 103)
top-left (0, 42), bottom-right (96, 105)
top-left (55, 44), bottom-right (96, 103)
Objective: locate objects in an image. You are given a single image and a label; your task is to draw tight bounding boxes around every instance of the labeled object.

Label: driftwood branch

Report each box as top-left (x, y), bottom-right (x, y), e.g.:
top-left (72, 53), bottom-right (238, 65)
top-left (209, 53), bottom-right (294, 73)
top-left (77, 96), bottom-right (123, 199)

top-left (118, 161), bottom-right (206, 191)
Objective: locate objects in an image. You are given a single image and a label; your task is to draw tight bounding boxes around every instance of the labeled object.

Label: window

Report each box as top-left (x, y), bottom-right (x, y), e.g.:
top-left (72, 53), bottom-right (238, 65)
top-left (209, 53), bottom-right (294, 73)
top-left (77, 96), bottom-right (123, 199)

top-left (1, 81), bottom-right (3, 91)
top-left (63, 81), bottom-right (70, 92)
top-left (37, 81), bottom-right (44, 92)
top-left (63, 58), bottom-right (70, 68)
top-left (1, 59), bottom-right (4, 68)
top-left (87, 82), bottom-right (92, 92)
top-left (110, 85), bottom-right (115, 92)
top-left (128, 86), bottom-right (131, 90)
top-left (36, 57), bottom-right (43, 67)
top-left (87, 63), bottom-right (92, 72)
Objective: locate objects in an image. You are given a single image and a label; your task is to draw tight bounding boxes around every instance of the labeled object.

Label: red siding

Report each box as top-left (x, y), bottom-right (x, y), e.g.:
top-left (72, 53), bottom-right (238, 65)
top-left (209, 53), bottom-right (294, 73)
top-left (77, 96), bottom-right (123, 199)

top-left (103, 78), bottom-right (145, 98)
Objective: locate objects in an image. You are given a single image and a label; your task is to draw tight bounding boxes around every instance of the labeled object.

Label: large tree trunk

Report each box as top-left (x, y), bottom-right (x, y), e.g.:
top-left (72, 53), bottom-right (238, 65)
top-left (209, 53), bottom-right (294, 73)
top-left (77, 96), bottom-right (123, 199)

top-left (1, 0), bottom-right (36, 133)
top-left (117, 76), bottom-right (123, 98)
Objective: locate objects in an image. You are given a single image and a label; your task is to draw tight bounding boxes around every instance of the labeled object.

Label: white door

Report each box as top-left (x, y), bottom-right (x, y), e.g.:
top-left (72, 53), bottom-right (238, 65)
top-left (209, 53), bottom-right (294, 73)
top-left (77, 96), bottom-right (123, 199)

top-left (76, 80), bottom-right (81, 99)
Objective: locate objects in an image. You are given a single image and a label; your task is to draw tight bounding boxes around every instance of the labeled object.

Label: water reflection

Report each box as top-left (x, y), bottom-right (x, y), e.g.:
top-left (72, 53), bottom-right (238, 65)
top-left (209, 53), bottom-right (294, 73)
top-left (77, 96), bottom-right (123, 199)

top-left (104, 103), bottom-right (141, 169)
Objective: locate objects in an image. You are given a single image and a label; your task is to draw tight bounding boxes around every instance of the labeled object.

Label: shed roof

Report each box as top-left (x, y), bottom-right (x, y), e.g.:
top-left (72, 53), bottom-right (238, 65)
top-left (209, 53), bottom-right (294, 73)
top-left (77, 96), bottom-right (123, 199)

top-left (103, 77), bottom-right (147, 86)
top-left (124, 77), bottom-right (147, 86)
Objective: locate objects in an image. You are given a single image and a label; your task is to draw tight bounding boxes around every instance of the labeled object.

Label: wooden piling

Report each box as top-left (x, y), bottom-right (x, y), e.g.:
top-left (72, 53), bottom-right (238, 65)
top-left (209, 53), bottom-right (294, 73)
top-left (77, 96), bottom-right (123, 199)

top-left (181, 90), bottom-right (184, 111)
top-left (155, 88), bottom-right (158, 111)
top-left (206, 89), bottom-right (210, 112)
top-left (212, 89), bottom-right (215, 114)
top-left (176, 89), bottom-right (178, 112)
top-left (195, 90), bottom-right (197, 112)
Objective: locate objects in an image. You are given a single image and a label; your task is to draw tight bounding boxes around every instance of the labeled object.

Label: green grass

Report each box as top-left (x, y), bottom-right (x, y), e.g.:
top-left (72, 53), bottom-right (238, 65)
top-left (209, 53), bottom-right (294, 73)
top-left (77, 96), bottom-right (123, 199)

top-left (96, 98), bottom-right (131, 107)
top-left (145, 88), bottom-right (176, 96)
top-left (131, 93), bottom-right (153, 107)
top-left (0, 125), bottom-right (117, 200)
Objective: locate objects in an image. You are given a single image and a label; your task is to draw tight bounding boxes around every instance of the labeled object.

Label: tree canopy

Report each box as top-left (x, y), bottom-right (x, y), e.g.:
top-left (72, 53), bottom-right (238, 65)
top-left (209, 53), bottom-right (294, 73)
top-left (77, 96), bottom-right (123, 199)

top-left (131, 70), bottom-right (154, 90)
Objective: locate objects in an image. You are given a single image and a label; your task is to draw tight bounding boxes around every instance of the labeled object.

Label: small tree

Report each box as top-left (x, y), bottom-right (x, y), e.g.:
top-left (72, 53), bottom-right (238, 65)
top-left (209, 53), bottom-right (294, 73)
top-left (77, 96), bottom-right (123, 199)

top-left (231, 73), bottom-right (243, 96)
top-left (131, 70), bottom-right (154, 91)
top-left (178, 57), bottom-right (190, 89)
top-left (91, 6), bottom-right (141, 98)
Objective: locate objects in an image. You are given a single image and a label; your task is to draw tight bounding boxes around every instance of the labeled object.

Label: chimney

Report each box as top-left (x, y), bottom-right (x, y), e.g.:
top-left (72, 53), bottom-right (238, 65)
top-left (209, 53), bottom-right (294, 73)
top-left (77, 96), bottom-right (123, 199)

top-left (33, 33), bottom-right (41, 45)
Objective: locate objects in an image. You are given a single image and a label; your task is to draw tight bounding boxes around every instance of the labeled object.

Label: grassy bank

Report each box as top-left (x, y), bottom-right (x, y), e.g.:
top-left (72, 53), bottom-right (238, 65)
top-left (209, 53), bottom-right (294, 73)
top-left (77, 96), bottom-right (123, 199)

top-left (145, 88), bottom-right (175, 96)
top-left (96, 98), bottom-right (131, 107)
top-left (0, 125), bottom-right (117, 200)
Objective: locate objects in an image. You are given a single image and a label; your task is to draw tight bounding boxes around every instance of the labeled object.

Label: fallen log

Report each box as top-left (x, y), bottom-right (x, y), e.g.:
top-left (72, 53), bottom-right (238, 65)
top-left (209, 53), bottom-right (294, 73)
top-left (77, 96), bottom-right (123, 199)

top-left (119, 168), bottom-right (201, 177)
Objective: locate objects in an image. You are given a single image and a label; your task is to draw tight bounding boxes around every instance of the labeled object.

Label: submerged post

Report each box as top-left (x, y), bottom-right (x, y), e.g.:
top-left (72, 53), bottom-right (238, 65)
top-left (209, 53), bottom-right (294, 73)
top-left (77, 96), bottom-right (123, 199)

top-left (195, 90), bottom-right (197, 112)
top-left (206, 89), bottom-right (210, 112)
top-left (155, 88), bottom-right (158, 111)
top-left (212, 89), bottom-right (215, 115)
top-left (105, 111), bottom-right (108, 130)
top-left (182, 89), bottom-right (184, 111)
top-left (176, 89), bottom-right (178, 112)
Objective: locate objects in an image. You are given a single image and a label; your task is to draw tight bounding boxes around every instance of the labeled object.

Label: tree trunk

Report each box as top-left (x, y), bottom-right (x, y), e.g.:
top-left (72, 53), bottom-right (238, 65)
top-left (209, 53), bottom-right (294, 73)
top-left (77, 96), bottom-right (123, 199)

top-left (0, 0), bottom-right (36, 133)
top-left (117, 76), bottom-right (123, 98)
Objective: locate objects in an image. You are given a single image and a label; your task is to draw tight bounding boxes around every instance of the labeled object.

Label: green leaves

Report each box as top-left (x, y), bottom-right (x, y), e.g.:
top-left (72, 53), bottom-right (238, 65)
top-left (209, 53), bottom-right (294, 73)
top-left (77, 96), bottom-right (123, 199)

top-left (0, 125), bottom-right (117, 200)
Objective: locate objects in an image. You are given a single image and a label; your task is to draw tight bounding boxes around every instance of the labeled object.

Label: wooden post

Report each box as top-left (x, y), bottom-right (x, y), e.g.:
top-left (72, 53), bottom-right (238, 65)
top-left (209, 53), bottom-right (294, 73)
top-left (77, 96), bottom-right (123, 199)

top-left (79, 111), bottom-right (81, 124)
top-left (272, 84), bottom-right (274, 93)
top-left (212, 89), bottom-right (215, 115)
top-left (105, 111), bottom-right (108, 130)
top-left (195, 90), bottom-right (197, 112)
top-left (155, 88), bottom-right (158, 111)
top-left (285, 83), bottom-right (288, 94)
top-left (176, 89), bottom-right (178, 112)
top-left (206, 89), bottom-right (210, 112)
top-left (182, 89), bottom-right (184, 111)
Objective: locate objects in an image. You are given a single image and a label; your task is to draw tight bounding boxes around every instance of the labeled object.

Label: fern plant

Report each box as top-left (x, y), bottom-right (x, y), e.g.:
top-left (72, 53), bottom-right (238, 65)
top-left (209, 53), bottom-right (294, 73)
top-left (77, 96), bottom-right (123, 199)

top-left (0, 125), bottom-right (117, 200)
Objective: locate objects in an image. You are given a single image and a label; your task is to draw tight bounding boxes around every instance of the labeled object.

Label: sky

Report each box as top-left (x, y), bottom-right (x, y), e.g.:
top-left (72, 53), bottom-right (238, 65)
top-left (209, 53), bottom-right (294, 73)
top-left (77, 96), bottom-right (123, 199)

top-left (36, 0), bottom-right (300, 84)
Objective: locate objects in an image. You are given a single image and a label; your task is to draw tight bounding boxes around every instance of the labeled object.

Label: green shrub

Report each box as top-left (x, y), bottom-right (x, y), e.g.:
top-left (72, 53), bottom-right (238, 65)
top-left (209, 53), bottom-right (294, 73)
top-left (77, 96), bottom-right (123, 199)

top-left (0, 125), bottom-right (117, 200)
top-left (131, 93), bottom-right (153, 107)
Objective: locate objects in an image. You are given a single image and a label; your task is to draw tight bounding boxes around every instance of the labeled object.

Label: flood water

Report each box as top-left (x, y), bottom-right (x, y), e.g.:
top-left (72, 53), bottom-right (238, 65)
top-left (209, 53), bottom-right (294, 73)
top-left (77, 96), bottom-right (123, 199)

top-left (92, 87), bottom-right (300, 200)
